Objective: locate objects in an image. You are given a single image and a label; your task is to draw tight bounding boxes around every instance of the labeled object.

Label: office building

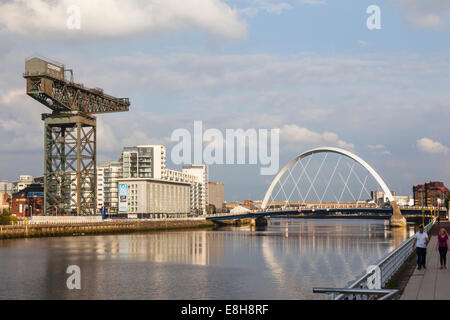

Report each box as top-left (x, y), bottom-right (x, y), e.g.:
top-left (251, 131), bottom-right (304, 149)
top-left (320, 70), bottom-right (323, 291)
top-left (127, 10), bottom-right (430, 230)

top-left (117, 178), bottom-right (190, 215)
top-left (0, 181), bottom-right (13, 195)
top-left (208, 182), bottom-right (225, 211)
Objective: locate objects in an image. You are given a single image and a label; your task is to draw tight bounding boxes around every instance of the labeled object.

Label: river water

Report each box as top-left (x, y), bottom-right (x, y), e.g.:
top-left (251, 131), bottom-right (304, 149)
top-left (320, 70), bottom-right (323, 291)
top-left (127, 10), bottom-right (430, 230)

top-left (0, 218), bottom-right (415, 300)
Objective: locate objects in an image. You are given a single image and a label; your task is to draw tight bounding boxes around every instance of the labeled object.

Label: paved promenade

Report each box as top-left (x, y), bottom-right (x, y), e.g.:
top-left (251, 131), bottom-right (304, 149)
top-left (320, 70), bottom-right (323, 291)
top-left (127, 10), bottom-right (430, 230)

top-left (401, 222), bottom-right (450, 300)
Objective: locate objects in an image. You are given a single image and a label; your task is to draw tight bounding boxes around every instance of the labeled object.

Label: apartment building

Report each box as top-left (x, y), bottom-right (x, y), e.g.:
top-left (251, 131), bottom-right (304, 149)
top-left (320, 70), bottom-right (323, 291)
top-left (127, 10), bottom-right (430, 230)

top-left (182, 164), bottom-right (208, 214)
top-left (115, 145), bottom-right (208, 214)
top-left (414, 181), bottom-right (449, 207)
top-left (97, 161), bottom-right (122, 214)
top-left (120, 145), bottom-right (166, 179)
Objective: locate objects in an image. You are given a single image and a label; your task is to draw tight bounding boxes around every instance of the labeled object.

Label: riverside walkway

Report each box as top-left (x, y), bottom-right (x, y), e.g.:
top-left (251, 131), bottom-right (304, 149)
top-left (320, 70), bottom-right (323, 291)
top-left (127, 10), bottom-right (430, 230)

top-left (401, 221), bottom-right (450, 300)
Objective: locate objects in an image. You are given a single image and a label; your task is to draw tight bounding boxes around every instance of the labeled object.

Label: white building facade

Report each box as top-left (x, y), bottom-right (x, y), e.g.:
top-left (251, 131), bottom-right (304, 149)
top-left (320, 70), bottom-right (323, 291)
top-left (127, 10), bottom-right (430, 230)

top-left (0, 181), bottom-right (13, 195)
top-left (99, 145), bottom-right (209, 215)
top-left (120, 145), bottom-right (166, 179)
top-left (117, 178), bottom-right (190, 216)
top-left (12, 175), bottom-right (34, 193)
top-left (97, 161), bottom-right (122, 214)
top-left (182, 164), bottom-right (208, 215)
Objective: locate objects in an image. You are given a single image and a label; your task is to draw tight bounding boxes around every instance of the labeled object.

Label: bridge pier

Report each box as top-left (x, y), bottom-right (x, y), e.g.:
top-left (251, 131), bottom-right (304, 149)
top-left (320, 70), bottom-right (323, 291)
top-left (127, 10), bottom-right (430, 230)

top-left (251, 217), bottom-right (268, 227)
top-left (390, 201), bottom-right (407, 228)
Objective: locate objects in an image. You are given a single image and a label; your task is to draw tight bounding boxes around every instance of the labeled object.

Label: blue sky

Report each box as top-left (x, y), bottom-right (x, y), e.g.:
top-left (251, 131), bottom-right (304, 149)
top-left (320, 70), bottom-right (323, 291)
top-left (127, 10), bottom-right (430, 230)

top-left (0, 0), bottom-right (449, 202)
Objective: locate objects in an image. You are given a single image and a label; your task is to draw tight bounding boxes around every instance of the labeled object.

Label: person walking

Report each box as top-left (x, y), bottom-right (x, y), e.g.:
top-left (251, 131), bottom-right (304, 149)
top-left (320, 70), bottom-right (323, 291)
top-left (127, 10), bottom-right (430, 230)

top-left (412, 225), bottom-right (430, 270)
top-left (436, 228), bottom-right (449, 269)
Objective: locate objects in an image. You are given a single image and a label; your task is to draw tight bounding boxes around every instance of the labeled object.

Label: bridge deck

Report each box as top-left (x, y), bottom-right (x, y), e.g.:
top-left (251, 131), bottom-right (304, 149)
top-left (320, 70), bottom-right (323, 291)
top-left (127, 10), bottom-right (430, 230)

top-left (401, 222), bottom-right (450, 300)
top-left (207, 207), bottom-right (444, 221)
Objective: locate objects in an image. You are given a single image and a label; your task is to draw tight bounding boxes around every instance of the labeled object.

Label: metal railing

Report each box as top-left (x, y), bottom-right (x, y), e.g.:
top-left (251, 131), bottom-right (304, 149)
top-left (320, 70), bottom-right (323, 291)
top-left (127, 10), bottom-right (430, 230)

top-left (314, 217), bottom-right (436, 300)
top-left (313, 288), bottom-right (398, 300)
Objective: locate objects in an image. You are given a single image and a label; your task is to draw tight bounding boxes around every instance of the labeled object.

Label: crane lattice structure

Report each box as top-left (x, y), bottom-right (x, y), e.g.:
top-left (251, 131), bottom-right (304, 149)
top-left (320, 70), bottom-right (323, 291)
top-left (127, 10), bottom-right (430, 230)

top-left (24, 57), bottom-right (130, 215)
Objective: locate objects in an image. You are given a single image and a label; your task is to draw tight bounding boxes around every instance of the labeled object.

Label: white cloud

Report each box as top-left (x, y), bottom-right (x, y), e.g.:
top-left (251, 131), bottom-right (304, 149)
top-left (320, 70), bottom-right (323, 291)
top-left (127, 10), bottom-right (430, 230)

top-left (0, 0), bottom-right (247, 40)
top-left (97, 52), bottom-right (394, 96)
top-left (368, 144), bottom-right (391, 155)
top-left (239, 1), bottom-right (293, 17)
top-left (368, 144), bottom-right (385, 149)
top-left (357, 40), bottom-right (369, 46)
top-left (280, 124), bottom-right (354, 150)
top-left (417, 137), bottom-right (449, 155)
top-left (298, 0), bottom-right (326, 5)
top-left (0, 88), bottom-right (44, 152)
top-left (0, 47), bottom-right (449, 189)
top-left (391, 0), bottom-right (450, 29)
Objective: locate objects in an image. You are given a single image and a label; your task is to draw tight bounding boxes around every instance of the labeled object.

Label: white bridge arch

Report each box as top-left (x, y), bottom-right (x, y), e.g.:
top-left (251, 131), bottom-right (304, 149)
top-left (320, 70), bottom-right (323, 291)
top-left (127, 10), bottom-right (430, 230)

top-left (261, 147), bottom-right (395, 210)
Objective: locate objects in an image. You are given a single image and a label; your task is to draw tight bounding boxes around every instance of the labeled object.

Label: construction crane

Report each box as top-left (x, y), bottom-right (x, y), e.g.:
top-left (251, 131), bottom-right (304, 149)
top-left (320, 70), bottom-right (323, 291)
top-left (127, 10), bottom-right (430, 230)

top-left (24, 57), bottom-right (130, 215)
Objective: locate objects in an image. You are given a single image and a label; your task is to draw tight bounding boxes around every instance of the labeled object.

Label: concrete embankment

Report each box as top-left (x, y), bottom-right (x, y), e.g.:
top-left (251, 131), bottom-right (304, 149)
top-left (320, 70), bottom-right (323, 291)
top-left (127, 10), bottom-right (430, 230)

top-left (0, 219), bottom-right (215, 240)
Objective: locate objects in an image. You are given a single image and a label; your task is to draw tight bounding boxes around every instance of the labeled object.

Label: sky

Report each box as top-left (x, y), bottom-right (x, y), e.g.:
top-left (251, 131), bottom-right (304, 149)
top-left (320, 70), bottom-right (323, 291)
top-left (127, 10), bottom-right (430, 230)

top-left (0, 0), bottom-right (449, 202)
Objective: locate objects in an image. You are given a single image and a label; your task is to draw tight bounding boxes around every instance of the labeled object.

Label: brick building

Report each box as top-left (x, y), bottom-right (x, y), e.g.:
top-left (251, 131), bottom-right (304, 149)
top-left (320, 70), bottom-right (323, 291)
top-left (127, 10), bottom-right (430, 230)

top-left (413, 181), bottom-right (449, 207)
top-left (11, 184), bottom-right (44, 218)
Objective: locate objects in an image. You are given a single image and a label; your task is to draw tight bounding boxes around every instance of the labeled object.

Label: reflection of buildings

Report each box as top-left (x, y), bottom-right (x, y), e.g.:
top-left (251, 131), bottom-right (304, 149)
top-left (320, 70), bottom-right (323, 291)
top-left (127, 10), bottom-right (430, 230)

top-left (414, 181), bottom-right (449, 207)
top-left (1, 219), bottom-right (415, 299)
top-left (260, 220), bottom-right (415, 299)
top-left (123, 231), bottom-right (225, 266)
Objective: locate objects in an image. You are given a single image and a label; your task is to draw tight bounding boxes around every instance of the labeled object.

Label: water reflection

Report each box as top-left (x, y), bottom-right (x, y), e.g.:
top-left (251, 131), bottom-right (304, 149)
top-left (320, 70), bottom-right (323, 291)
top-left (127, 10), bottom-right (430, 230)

top-left (0, 218), bottom-right (414, 299)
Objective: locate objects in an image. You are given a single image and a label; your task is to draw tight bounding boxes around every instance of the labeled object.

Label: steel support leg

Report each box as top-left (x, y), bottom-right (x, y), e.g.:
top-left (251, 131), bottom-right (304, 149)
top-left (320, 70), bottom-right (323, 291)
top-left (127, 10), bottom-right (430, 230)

top-left (43, 113), bottom-right (97, 215)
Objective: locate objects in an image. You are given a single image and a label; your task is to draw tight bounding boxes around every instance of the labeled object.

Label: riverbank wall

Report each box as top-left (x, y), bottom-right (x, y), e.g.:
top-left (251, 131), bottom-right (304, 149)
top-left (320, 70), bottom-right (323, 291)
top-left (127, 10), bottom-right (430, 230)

top-left (0, 219), bottom-right (215, 240)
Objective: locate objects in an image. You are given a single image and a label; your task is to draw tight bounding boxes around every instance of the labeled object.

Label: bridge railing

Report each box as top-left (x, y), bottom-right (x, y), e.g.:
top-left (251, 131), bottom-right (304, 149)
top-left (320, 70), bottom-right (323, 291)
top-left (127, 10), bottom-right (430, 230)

top-left (207, 205), bottom-right (446, 219)
top-left (314, 217), bottom-right (436, 300)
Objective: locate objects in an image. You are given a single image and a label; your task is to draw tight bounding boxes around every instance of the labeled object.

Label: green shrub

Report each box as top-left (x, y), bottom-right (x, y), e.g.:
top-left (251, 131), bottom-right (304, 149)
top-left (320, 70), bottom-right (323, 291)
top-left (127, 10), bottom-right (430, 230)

top-left (0, 209), bottom-right (17, 225)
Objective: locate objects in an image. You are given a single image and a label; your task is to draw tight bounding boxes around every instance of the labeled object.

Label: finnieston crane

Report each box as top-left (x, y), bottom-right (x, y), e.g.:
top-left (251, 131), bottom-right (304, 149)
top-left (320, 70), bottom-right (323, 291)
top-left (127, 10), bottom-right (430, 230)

top-left (24, 57), bottom-right (130, 215)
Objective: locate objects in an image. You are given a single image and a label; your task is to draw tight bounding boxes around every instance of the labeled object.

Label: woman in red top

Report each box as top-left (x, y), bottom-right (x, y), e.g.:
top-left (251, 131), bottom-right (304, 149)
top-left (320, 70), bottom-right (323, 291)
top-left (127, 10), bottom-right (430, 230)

top-left (436, 228), bottom-right (449, 269)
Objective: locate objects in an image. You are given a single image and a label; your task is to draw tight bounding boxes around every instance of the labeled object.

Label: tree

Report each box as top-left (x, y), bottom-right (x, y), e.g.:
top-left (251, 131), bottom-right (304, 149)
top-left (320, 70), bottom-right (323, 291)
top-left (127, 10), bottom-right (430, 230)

top-left (0, 208), bottom-right (17, 225)
top-left (207, 204), bottom-right (216, 215)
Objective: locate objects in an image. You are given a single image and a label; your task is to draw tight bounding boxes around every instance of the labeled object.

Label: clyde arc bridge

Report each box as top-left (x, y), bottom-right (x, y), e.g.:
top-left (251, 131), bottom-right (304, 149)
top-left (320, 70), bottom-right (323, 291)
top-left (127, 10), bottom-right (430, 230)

top-left (207, 147), bottom-right (444, 226)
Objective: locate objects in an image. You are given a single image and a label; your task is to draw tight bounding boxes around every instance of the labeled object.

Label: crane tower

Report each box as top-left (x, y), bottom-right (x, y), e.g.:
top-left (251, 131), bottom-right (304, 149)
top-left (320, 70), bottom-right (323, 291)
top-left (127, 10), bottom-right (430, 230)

top-left (24, 57), bottom-right (130, 215)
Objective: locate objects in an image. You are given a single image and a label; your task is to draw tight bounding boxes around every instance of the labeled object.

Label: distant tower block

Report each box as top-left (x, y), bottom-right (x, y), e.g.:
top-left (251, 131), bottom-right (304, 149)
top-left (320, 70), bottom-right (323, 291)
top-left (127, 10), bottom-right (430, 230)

top-left (24, 57), bottom-right (130, 215)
